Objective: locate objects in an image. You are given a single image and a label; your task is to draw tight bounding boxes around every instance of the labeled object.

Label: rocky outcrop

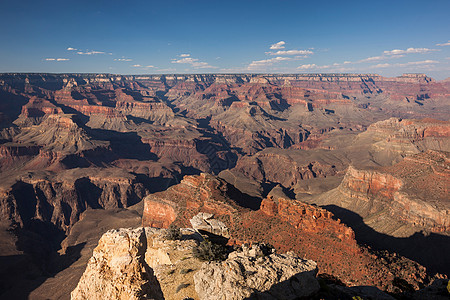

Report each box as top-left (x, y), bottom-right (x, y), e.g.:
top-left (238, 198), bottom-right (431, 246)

top-left (13, 114), bottom-right (109, 153)
top-left (337, 150), bottom-right (450, 234)
top-left (366, 118), bottom-right (450, 152)
top-left (115, 99), bottom-right (175, 124)
top-left (72, 226), bottom-right (321, 300)
top-left (71, 227), bottom-right (164, 300)
top-left (72, 226), bottom-right (442, 300)
top-left (194, 245), bottom-right (319, 300)
top-left (0, 168), bottom-right (149, 232)
top-left (260, 196), bottom-right (355, 241)
top-left (229, 149), bottom-right (344, 188)
top-left (190, 212), bottom-right (230, 238)
top-left (142, 173), bottom-right (434, 290)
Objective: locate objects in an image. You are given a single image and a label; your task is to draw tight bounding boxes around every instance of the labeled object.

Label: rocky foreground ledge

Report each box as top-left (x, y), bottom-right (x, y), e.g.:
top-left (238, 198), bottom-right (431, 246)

top-left (71, 224), bottom-right (450, 300)
top-left (71, 226), bottom-right (321, 300)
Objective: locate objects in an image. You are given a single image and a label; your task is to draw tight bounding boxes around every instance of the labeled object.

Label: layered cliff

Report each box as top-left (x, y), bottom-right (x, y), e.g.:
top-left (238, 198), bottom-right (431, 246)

top-left (142, 173), bottom-right (433, 290)
top-left (0, 73), bottom-right (449, 298)
top-left (329, 150), bottom-right (449, 234)
top-left (0, 168), bottom-right (149, 232)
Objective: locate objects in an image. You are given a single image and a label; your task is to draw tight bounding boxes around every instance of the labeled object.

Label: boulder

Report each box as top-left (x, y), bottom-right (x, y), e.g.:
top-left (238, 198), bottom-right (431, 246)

top-left (194, 245), bottom-right (319, 300)
top-left (190, 212), bottom-right (230, 239)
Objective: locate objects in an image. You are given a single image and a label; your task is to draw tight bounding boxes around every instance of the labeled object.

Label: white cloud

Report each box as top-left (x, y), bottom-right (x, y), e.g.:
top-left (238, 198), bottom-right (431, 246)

top-left (114, 58), bottom-right (133, 61)
top-left (297, 64), bottom-right (330, 70)
top-left (370, 63), bottom-right (391, 68)
top-left (399, 60), bottom-right (438, 66)
top-left (77, 50), bottom-right (107, 55)
top-left (131, 64), bottom-right (156, 70)
top-left (45, 58), bottom-right (69, 61)
top-left (179, 53), bottom-right (190, 57)
top-left (297, 64), bottom-right (318, 70)
top-left (172, 57), bottom-right (197, 64)
top-left (370, 60), bottom-right (438, 68)
top-left (248, 57), bottom-right (292, 69)
top-left (436, 40), bottom-right (450, 46)
top-left (383, 47), bottom-right (437, 55)
top-left (270, 41), bottom-right (285, 50)
top-left (66, 47), bottom-right (77, 51)
top-left (361, 56), bottom-right (385, 62)
top-left (358, 54), bottom-right (404, 63)
top-left (171, 57), bottom-right (216, 69)
top-left (268, 49), bottom-right (314, 56)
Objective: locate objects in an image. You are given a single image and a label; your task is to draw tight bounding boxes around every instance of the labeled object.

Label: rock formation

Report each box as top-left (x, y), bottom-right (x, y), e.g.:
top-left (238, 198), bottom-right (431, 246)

top-left (315, 150), bottom-right (450, 235)
top-left (0, 72), bottom-right (449, 298)
top-left (72, 226), bottom-right (446, 300)
top-left (194, 245), bottom-right (319, 300)
top-left (72, 227), bottom-right (320, 300)
top-left (71, 227), bottom-right (164, 300)
top-left (142, 173), bottom-right (434, 291)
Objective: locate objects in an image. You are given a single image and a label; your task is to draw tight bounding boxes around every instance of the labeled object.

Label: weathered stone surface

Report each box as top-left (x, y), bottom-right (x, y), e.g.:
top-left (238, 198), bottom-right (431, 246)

top-left (190, 212), bottom-right (230, 238)
top-left (71, 227), bottom-right (163, 300)
top-left (72, 226), bottom-right (322, 300)
top-left (194, 245), bottom-right (319, 300)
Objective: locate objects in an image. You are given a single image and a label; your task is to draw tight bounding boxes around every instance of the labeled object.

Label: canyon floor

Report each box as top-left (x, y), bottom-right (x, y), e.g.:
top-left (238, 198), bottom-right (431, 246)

top-left (0, 73), bottom-right (449, 299)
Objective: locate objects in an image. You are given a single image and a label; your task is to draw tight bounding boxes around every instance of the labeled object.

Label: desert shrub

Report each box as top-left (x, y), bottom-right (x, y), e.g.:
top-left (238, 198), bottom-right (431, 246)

top-left (165, 224), bottom-right (182, 240)
top-left (192, 239), bottom-right (228, 262)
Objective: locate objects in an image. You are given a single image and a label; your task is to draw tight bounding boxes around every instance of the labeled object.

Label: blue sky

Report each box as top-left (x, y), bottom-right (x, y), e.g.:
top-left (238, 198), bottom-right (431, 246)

top-left (1, 0), bottom-right (449, 79)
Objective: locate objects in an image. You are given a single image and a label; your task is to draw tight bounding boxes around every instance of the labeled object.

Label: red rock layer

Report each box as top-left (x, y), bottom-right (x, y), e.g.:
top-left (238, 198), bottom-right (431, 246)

top-left (339, 150), bottom-right (450, 233)
top-left (142, 173), bottom-right (431, 290)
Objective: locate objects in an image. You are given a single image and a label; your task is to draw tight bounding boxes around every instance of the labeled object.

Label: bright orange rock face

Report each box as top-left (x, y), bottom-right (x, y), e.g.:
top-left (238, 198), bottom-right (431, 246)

top-left (143, 199), bottom-right (177, 228)
top-left (142, 173), bottom-right (431, 290)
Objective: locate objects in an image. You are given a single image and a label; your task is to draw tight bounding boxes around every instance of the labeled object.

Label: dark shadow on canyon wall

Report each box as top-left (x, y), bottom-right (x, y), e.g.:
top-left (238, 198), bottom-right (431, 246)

top-left (0, 223), bottom-right (85, 300)
top-left (243, 269), bottom-right (318, 299)
top-left (322, 205), bottom-right (450, 276)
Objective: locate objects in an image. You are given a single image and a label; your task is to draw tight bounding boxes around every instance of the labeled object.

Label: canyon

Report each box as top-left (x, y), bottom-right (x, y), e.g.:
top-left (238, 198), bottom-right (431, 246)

top-left (0, 72), bottom-right (449, 299)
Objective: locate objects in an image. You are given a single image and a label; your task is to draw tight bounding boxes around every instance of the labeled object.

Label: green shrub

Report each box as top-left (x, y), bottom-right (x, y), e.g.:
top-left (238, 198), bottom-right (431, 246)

top-left (165, 224), bottom-right (182, 240)
top-left (192, 239), bottom-right (228, 262)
